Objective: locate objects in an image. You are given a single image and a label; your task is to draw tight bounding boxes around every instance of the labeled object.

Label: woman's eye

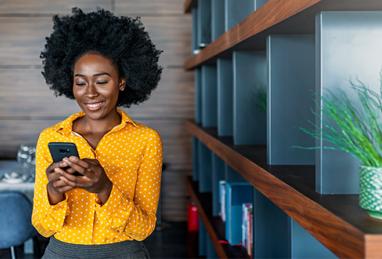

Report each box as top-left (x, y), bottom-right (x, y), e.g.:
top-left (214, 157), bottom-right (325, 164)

top-left (75, 82), bottom-right (86, 86)
top-left (97, 81), bottom-right (108, 84)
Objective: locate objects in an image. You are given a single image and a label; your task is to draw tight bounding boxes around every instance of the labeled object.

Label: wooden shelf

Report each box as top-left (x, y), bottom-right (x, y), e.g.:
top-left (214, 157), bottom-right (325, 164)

top-left (187, 176), bottom-right (249, 259)
top-left (186, 119), bottom-right (382, 258)
top-left (184, 0), bottom-right (382, 70)
top-left (184, 0), bottom-right (195, 14)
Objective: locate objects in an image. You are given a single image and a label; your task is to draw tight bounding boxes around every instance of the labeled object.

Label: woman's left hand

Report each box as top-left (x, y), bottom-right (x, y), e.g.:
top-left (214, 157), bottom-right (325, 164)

top-left (61, 156), bottom-right (112, 198)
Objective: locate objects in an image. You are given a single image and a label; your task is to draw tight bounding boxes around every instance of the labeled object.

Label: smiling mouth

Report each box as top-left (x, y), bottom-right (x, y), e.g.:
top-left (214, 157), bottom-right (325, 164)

top-left (85, 101), bottom-right (105, 111)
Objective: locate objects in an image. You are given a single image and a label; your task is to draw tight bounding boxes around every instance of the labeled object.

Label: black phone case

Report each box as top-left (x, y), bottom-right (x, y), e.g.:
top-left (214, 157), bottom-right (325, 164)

top-left (48, 142), bottom-right (79, 162)
top-left (48, 142), bottom-right (82, 176)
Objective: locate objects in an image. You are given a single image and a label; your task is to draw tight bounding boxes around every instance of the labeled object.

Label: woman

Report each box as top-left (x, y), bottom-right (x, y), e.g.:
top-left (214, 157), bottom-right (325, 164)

top-left (32, 8), bottom-right (163, 259)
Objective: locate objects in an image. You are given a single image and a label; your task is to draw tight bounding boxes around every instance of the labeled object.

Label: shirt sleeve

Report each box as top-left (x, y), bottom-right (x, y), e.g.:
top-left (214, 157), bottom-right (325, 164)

top-left (31, 130), bottom-right (69, 237)
top-left (95, 129), bottom-right (163, 241)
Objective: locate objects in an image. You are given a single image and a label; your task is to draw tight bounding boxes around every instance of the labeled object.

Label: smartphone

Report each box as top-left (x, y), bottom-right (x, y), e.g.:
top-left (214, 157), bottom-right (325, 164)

top-left (48, 142), bottom-right (82, 176)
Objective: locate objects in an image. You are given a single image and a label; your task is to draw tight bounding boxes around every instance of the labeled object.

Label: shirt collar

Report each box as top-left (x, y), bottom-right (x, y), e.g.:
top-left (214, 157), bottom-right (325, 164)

top-left (55, 107), bottom-right (137, 136)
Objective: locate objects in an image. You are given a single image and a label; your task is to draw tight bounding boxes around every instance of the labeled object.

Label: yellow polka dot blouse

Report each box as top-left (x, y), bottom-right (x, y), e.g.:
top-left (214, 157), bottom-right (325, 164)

top-left (32, 108), bottom-right (163, 244)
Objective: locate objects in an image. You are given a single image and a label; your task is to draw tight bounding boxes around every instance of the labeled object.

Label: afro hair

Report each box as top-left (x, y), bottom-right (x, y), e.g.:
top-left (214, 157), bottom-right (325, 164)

top-left (40, 7), bottom-right (162, 108)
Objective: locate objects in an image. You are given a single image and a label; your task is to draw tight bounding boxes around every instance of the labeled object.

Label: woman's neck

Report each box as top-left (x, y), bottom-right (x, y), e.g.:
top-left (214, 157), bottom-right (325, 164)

top-left (77, 108), bottom-right (121, 134)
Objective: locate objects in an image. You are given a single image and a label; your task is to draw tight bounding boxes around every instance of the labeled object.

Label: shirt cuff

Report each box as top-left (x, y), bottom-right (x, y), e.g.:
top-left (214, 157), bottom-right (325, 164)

top-left (43, 189), bottom-right (69, 227)
top-left (95, 184), bottom-right (133, 230)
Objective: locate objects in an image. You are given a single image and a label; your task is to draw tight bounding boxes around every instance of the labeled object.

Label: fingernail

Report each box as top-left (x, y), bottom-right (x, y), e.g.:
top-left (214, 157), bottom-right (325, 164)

top-left (69, 156), bottom-right (77, 161)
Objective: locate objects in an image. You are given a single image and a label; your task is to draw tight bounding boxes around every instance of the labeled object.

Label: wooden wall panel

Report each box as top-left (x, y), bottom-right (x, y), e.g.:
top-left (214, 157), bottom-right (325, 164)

top-left (161, 170), bottom-right (189, 221)
top-left (0, 16), bottom-right (191, 67)
top-left (0, 68), bottom-right (194, 119)
top-left (0, 0), bottom-right (193, 222)
top-left (0, 1), bottom-right (112, 14)
top-left (0, 69), bottom-right (79, 117)
top-left (135, 16), bottom-right (192, 67)
top-left (0, 120), bottom-right (59, 157)
top-left (117, 68), bottom-right (195, 118)
top-left (0, 17), bottom-right (51, 66)
top-left (115, 0), bottom-right (184, 15)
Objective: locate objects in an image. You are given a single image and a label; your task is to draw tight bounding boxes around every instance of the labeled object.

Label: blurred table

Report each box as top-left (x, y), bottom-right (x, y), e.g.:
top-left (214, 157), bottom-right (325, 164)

top-left (0, 160), bottom-right (34, 201)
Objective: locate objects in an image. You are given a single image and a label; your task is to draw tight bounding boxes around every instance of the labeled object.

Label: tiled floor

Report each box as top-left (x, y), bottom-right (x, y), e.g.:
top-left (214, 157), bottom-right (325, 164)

top-left (0, 221), bottom-right (200, 259)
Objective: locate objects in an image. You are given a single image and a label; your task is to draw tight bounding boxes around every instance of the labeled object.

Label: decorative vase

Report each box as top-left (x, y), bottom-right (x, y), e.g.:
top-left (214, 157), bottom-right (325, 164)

top-left (359, 166), bottom-right (382, 219)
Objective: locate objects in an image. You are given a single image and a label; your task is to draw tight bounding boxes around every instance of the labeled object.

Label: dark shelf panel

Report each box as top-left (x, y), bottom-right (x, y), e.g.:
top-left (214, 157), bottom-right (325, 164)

top-left (184, 0), bottom-right (382, 70)
top-left (187, 177), bottom-right (250, 259)
top-left (186, 119), bottom-right (382, 258)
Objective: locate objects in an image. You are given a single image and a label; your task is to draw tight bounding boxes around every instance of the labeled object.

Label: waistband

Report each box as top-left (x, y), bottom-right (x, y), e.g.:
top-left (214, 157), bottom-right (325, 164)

top-left (47, 237), bottom-right (145, 258)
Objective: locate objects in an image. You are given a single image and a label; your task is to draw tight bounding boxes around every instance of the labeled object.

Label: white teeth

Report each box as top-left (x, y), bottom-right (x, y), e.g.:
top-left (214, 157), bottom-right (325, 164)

top-left (86, 102), bottom-right (104, 111)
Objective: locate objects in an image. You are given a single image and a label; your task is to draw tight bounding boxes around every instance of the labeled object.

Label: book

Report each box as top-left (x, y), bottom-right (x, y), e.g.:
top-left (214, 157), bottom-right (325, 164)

top-left (242, 203), bottom-right (253, 257)
top-left (219, 180), bottom-right (226, 221)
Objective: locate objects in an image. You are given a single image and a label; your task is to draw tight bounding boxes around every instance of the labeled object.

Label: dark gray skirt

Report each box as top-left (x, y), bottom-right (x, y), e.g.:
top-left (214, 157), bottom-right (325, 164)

top-left (41, 237), bottom-right (150, 259)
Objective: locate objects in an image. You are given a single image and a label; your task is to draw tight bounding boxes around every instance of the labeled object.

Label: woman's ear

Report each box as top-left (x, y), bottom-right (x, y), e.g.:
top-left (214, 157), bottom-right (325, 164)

top-left (119, 79), bottom-right (126, 91)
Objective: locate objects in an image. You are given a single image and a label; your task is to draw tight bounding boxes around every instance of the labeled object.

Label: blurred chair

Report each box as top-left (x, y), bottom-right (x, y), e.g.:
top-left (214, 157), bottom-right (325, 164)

top-left (0, 191), bottom-right (35, 259)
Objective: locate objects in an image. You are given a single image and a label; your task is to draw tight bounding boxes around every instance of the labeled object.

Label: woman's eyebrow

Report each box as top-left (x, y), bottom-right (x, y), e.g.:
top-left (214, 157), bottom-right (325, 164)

top-left (74, 72), bottom-right (112, 77)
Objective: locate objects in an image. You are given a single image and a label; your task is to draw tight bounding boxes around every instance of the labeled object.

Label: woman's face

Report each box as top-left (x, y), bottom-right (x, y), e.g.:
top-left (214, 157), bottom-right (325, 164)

top-left (72, 52), bottom-right (125, 120)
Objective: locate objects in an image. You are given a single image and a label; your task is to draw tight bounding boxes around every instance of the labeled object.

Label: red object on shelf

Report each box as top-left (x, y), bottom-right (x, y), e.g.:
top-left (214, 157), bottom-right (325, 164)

top-left (187, 202), bottom-right (199, 232)
top-left (219, 240), bottom-right (229, 245)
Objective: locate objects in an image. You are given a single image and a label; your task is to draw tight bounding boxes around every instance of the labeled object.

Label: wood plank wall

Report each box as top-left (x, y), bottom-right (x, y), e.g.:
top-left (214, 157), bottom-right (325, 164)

top-left (0, 0), bottom-right (194, 221)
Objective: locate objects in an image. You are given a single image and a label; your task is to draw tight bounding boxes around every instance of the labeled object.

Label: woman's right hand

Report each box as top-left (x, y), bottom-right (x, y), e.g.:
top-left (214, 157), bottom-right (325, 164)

top-left (46, 160), bottom-right (75, 205)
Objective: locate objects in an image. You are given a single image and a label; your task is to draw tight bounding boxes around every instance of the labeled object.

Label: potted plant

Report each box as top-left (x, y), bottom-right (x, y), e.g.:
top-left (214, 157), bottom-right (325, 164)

top-left (301, 79), bottom-right (382, 219)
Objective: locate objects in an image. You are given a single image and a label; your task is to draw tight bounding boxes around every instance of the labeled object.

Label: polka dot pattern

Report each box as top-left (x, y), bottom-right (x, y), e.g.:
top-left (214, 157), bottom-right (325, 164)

top-left (31, 108), bottom-right (163, 244)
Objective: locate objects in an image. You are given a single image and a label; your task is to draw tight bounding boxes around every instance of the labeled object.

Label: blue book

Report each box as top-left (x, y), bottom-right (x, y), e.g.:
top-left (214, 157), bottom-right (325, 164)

top-left (225, 182), bottom-right (253, 244)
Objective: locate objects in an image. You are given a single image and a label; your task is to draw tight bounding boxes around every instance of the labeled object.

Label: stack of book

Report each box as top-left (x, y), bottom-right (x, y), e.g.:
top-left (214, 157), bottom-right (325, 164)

top-left (218, 180), bottom-right (254, 256)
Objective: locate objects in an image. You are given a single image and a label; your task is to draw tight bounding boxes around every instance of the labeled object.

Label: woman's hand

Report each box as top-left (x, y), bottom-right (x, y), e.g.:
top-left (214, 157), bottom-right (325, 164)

top-left (61, 156), bottom-right (113, 204)
top-left (46, 161), bottom-right (76, 205)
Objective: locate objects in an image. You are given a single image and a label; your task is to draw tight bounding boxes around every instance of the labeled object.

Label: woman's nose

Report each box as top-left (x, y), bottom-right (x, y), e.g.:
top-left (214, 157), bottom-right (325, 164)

top-left (86, 84), bottom-right (98, 97)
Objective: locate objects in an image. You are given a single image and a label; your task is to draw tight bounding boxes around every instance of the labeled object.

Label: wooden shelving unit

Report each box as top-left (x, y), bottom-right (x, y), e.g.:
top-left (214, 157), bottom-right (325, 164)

top-left (186, 120), bottom-right (382, 258)
top-left (184, 0), bottom-right (382, 70)
top-left (184, 0), bottom-right (382, 258)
